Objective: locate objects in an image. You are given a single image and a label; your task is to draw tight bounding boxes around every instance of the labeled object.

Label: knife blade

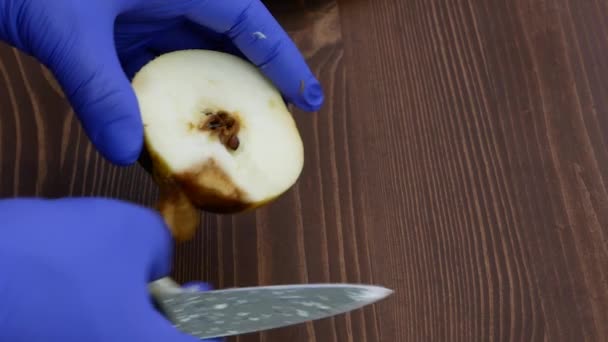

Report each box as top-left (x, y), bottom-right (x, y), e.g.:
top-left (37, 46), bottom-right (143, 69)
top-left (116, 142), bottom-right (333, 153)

top-left (149, 277), bottom-right (393, 339)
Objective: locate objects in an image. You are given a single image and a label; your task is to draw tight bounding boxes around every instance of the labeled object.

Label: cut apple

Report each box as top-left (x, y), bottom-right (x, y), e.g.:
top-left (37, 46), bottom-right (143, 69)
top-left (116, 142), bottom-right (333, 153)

top-left (132, 50), bottom-right (305, 241)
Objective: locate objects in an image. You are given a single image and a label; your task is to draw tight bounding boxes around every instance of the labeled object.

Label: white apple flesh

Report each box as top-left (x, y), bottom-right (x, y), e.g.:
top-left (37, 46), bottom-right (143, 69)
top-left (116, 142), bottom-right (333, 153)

top-left (131, 50), bottom-right (305, 241)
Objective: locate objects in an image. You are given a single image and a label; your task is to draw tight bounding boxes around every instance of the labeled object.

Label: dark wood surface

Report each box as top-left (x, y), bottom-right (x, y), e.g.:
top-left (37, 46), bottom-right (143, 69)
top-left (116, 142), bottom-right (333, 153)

top-left (1, 0), bottom-right (608, 341)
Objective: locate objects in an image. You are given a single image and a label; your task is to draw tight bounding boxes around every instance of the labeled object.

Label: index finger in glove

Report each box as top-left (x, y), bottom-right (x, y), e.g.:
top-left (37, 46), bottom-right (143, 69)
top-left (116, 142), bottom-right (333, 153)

top-left (185, 0), bottom-right (324, 112)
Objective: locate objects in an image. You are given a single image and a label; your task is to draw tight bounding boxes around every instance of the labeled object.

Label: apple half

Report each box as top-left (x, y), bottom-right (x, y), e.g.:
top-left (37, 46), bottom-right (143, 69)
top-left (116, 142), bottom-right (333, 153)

top-left (132, 50), bottom-right (305, 241)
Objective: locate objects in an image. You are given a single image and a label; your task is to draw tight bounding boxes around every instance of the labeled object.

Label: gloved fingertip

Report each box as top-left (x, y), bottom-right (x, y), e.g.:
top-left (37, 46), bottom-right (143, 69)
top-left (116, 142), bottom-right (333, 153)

top-left (254, 51), bottom-right (325, 112)
top-left (295, 76), bottom-right (324, 112)
top-left (181, 281), bottom-right (215, 292)
top-left (97, 117), bottom-right (143, 166)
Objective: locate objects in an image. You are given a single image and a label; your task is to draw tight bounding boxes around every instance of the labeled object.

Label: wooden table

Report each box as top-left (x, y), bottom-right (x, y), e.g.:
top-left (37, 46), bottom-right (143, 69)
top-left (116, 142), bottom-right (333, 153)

top-left (1, 1), bottom-right (607, 341)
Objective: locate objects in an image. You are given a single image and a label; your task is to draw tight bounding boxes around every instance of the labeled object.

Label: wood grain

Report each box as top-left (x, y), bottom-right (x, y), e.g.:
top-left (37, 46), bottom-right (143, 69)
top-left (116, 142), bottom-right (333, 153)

top-left (1, 0), bottom-right (607, 341)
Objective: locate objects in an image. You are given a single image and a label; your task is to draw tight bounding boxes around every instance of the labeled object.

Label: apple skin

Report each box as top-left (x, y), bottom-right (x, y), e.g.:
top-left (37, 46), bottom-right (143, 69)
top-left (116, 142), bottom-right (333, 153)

top-left (141, 144), bottom-right (279, 242)
top-left (132, 50), bottom-right (304, 242)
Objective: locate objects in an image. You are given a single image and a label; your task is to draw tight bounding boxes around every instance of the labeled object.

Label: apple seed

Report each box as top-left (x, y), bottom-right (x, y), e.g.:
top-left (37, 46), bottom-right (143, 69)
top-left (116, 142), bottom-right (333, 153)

top-left (200, 110), bottom-right (241, 151)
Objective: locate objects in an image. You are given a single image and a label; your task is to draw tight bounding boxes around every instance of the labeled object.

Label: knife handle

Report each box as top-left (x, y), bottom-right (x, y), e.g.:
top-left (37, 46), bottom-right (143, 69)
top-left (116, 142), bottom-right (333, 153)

top-left (148, 277), bottom-right (184, 300)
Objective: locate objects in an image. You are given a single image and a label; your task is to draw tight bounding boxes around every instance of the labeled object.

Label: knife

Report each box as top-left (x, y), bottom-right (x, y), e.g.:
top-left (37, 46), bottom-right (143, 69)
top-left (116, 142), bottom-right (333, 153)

top-left (149, 277), bottom-right (393, 339)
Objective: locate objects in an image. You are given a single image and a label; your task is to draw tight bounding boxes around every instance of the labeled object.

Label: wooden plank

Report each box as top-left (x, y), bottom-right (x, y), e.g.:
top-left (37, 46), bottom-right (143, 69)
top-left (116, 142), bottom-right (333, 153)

top-left (335, 0), bottom-right (608, 341)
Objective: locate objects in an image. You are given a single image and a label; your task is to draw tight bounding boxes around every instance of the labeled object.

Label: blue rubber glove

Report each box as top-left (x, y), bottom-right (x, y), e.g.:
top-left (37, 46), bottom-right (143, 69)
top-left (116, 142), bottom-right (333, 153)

top-left (0, 0), bottom-right (324, 166)
top-left (0, 198), bottom-right (221, 342)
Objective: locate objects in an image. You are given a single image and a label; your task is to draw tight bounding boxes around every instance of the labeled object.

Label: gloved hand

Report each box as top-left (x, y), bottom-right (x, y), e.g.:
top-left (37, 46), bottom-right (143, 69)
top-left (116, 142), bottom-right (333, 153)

top-left (0, 197), bottom-right (221, 342)
top-left (0, 0), bottom-right (324, 166)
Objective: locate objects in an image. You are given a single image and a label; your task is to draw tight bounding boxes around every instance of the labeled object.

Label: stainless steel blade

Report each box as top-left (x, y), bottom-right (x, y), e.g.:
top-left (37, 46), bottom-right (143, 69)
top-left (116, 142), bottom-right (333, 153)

top-left (149, 278), bottom-right (393, 339)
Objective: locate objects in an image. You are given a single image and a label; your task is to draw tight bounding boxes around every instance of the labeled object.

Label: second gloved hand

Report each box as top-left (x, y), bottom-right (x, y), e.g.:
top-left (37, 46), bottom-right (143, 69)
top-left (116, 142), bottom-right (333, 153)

top-left (0, 197), bottom-right (220, 342)
top-left (0, 0), bottom-right (324, 165)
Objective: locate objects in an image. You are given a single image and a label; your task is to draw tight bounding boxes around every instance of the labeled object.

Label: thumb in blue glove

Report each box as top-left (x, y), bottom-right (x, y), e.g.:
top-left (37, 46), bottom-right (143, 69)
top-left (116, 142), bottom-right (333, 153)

top-left (0, 198), bottom-right (221, 342)
top-left (0, 0), bottom-right (324, 166)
